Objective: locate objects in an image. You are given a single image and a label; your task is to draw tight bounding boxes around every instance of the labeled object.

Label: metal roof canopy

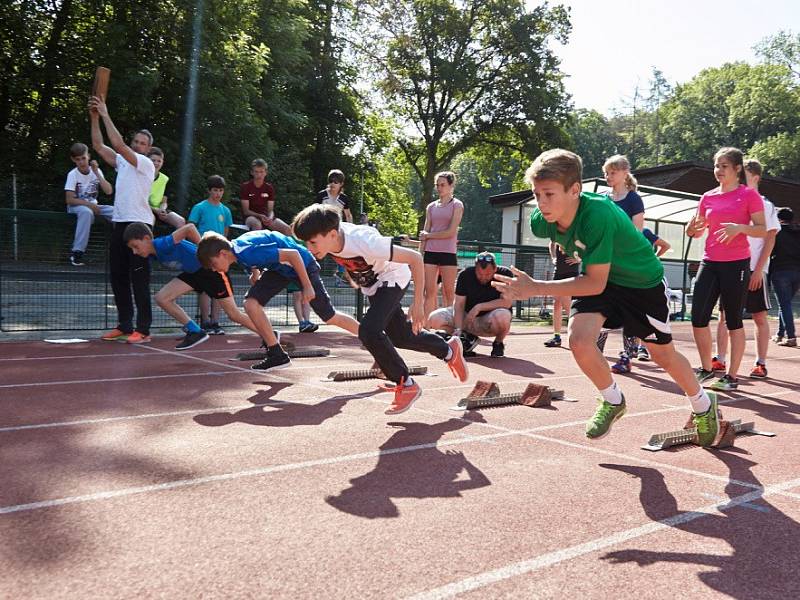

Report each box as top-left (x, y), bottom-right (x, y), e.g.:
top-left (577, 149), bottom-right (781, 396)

top-left (583, 178), bottom-right (701, 225)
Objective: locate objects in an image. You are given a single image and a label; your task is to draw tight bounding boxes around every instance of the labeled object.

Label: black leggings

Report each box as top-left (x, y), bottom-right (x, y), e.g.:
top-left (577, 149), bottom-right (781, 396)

top-left (691, 258), bottom-right (750, 330)
top-left (359, 284), bottom-right (449, 384)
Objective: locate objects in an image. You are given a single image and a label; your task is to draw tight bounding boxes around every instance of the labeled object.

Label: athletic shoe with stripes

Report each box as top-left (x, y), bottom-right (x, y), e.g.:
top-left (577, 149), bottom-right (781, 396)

top-left (585, 395), bottom-right (626, 440)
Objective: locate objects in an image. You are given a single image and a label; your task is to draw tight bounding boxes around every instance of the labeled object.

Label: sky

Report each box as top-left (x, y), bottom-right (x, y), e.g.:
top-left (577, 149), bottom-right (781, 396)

top-left (551, 0), bottom-right (800, 115)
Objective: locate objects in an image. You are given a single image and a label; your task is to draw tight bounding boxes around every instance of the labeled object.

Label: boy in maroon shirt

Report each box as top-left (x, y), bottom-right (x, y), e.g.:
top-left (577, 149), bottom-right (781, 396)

top-left (239, 158), bottom-right (291, 235)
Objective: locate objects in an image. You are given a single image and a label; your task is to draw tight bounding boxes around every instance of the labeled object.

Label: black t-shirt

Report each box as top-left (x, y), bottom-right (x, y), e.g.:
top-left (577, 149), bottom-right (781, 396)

top-left (455, 265), bottom-right (513, 315)
top-left (316, 189), bottom-right (351, 212)
top-left (771, 224), bottom-right (800, 272)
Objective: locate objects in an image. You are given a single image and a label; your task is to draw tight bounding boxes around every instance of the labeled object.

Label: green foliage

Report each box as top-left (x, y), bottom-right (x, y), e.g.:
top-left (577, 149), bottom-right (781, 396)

top-left (356, 0), bottom-right (571, 211)
top-left (1, 0), bottom-right (363, 217)
top-left (750, 131), bottom-right (800, 180)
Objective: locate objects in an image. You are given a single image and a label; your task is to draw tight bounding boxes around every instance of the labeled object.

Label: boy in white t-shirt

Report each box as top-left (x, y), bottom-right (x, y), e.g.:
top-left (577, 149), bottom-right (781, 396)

top-left (64, 142), bottom-right (114, 266)
top-left (713, 159), bottom-right (781, 378)
top-left (292, 204), bottom-right (469, 415)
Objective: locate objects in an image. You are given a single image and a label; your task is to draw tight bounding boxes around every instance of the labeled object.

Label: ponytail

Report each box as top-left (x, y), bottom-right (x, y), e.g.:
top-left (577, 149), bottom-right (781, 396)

top-left (625, 172), bottom-right (638, 191)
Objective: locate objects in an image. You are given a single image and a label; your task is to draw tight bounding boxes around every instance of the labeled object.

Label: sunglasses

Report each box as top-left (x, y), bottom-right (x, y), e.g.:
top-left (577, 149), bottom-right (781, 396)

top-left (476, 255), bottom-right (495, 265)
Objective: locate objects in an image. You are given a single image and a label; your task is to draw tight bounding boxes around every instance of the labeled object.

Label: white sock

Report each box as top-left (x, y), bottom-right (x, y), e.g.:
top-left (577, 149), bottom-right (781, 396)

top-left (599, 382), bottom-right (623, 405)
top-left (756, 357), bottom-right (765, 365)
top-left (404, 377), bottom-right (415, 387)
top-left (689, 388), bottom-right (711, 414)
top-left (444, 347), bottom-right (453, 361)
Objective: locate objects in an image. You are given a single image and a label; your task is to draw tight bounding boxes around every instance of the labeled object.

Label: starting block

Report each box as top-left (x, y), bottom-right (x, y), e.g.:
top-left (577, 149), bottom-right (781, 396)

top-left (642, 416), bottom-right (775, 451)
top-left (230, 343), bottom-right (330, 361)
top-left (450, 380), bottom-right (576, 410)
top-left (323, 365), bottom-right (428, 382)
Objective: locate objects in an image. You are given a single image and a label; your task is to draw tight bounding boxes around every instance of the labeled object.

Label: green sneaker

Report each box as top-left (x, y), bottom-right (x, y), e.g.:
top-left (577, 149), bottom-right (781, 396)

top-left (694, 367), bottom-right (715, 384)
top-left (709, 374), bottom-right (738, 391)
top-left (585, 395), bottom-right (626, 439)
top-left (693, 391), bottom-right (719, 447)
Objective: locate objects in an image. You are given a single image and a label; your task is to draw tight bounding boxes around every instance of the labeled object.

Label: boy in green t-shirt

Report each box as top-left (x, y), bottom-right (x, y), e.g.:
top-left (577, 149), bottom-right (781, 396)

top-left (148, 147), bottom-right (185, 229)
top-left (492, 149), bottom-right (720, 446)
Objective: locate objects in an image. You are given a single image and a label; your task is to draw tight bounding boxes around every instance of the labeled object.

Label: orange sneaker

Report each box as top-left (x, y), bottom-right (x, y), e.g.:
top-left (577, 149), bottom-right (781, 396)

top-left (385, 378), bottom-right (422, 415)
top-left (710, 356), bottom-right (726, 371)
top-left (101, 328), bottom-right (129, 341)
top-left (445, 336), bottom-right (469, 382)
top-left (126, 332), bottom-right (152, 344)
top-left (749, 363), bottom-right (767, 378)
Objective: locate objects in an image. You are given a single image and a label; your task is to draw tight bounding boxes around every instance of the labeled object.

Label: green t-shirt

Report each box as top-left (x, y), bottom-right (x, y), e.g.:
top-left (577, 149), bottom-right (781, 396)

top-left (148, 172), bottom-right (169, 209)
top-left (530, 191), bottom-right (663, 289)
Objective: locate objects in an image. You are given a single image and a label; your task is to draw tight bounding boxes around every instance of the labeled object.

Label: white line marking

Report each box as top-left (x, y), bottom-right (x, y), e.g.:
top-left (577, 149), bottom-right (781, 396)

top-left (0, 371), bottom-right (237, 389)
top-left (406, 476), bottom-right (800, 600)
top-left (700, 492), bottom-right (770, 513)
top-left (0, 429), bottom-right (524, 515)
top-left (0, 401), bottom-right (285, 433)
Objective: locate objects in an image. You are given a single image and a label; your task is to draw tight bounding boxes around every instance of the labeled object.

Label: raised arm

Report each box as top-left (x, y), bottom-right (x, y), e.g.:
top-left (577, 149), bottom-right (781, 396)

top-left (89, 110), bottom-right (116, 167)
top-left (89, 96), bottom-right (138, 167)
top-left (172, 223), bottom-right (201, 245)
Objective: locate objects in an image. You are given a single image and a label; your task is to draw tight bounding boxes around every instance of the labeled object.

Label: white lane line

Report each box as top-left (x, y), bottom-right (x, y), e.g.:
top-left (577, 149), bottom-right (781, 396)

top-left (406, 476), bottom-right (800, 600)
top-left (0, 429), bottom-right (524, 515)
top-left (0, 401), bottom-right (285, 433)
top-left (0, 371), bottom-right (238, 389)
top-left (700, 493), bottom-right (771, 513)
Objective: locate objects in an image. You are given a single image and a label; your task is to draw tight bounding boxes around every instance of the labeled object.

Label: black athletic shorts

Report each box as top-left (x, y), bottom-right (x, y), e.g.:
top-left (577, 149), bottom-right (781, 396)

top-left (571, 279), bottom-right (673, 345)
top-left (177, 269), bottom-right (232, 299)
top-left (423, 251), bottom-right (458, 266)
top-left (245, 266), bottom-right (335, 322)
top-left (745, 278), bottom-right (771, 314)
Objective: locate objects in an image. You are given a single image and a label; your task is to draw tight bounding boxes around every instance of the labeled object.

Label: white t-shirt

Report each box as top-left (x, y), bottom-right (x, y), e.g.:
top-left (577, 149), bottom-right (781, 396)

top-left (748, 197), bottom-right (781, 273)
top-left (330, 222), bottom-right (411, 296)
top-left (112, 152), bottom-right (155, 224)
top-left (64, 167), bottom-right (104, 205)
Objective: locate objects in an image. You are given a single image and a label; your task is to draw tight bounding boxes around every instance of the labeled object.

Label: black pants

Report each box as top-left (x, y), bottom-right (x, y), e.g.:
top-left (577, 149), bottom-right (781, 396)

top-left (359, 284), bottom-right (449, 384)
top-left (110, 222), bottom-right (152, 334)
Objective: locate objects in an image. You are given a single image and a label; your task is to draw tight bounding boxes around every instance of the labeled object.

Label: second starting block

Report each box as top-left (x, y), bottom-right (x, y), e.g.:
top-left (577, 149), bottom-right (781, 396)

top-left (642, 415), bottom-right (775, 451)
top-left (451, 380), bottom-right (577, 410)
top-left (230, 342), bottom-right (330, 361)
top-left (323, 365), bottom-right (428, 382)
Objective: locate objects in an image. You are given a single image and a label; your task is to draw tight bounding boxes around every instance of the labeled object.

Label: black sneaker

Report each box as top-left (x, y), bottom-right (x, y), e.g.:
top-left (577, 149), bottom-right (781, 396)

top-left (208, 322), bottom-right (225, 335)
top-left (491, 341), bottom-right (505, 357)
top-left (463, 349), bottom-right (478, 358)
top-left (299, 321), bottom-right (318, 333)
top-left (251, 349), bottom-right (291, 371)
top-left (69, 251), bottom-right (85, 266)
top-left (175, 330), bottom-right (210, 350)
top-left (460, 332), bottom-right (480, 353)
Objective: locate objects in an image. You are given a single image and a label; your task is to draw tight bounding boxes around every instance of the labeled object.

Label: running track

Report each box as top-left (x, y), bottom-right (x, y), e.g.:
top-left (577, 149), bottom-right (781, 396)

top-left (1, 324), bottom-right (799, 598)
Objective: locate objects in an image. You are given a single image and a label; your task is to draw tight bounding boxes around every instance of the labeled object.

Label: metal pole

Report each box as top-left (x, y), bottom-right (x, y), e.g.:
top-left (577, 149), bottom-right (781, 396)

top-left (176, 0), bottom-right (204, 214)
top-left (12, 172), bottom-right (18, 260)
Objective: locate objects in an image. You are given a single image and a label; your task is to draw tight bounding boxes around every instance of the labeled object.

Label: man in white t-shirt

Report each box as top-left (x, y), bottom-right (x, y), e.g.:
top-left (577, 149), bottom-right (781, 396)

top-left (89, 95), bottom-right (156, 344)
top-left (714, 159), bottom-right (781, 378)
top-left (292, 204), bottom-right (469, 416)
top-left (64, 142), bottom-right (114, 266)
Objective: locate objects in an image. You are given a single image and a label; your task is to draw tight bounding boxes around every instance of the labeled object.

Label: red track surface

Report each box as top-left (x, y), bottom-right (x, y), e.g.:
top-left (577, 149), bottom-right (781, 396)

top-left (1, 324), bottom-right (798, 598)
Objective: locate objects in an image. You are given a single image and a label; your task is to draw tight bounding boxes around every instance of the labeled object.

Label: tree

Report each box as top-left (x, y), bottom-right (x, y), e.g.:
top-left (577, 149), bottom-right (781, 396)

top-left (755, 29), bottom-right (800, 79)
top-left (355, 0), bottom-right (571, 213)
top-left (565, 109), bottom-right (621, 177)
top-left (750, 132), bottom-right (800, 180)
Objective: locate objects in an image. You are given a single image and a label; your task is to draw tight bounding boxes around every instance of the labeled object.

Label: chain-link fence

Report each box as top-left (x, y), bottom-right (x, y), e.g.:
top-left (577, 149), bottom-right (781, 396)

top-left (2, 209), bottom-right (796, 334)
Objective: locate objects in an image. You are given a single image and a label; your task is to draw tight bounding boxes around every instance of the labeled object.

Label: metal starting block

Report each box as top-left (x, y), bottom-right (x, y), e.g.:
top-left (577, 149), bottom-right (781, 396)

top-left (323, 365), bottom-right (428, 382)
top-left (230, 344), bottom-right (330, 361)
top-left (451, 380), bottom-right (575, 411)
top-left (642, 418), bottom-right (775, 451)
